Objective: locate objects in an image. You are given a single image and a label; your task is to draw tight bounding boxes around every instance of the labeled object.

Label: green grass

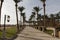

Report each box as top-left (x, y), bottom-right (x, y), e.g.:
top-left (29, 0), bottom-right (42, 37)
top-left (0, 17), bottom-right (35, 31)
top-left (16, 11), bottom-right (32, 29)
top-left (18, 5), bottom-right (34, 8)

top-left (6, 27), bottom-right (17, 38)
top-left (0, 31), bottom-right (2, 38)
top-left (45, 30), bottom-right (53, 35)
top-left (0, 27), bottom-right (17, 39)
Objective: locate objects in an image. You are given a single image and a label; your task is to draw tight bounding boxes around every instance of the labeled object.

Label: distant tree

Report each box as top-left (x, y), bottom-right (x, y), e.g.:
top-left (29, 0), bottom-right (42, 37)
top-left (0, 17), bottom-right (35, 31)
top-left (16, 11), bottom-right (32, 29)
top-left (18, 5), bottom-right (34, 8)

top-left (56, 14), bottom-right (60, 27)
top-left (37, 14), bottom-right (42, 26)
top-left (32, 12), bottom-right (36, 25)
top-left (22, 13), bottom-right (26, 23)
top-left (33, 7), bottom-right (42, 20)
top-left (29, 12), bottom-right (36, 21)
top-left (41, 15), bottom-right (48, 26)
top-left (33, 7), bottom-right (42, 25)
top-left (50, 14), bottom-right (55, 27)
top-left (44, 15), bottom-right (48, 27)
top-left (29, 14), bottom-right (34, 21)
top-left (33, 7), bottom-right (42, 29)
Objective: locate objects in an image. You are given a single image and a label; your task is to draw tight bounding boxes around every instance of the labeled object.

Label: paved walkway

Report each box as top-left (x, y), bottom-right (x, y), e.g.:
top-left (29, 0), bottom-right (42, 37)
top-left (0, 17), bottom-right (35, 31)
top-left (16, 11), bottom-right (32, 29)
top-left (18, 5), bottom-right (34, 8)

top-left (14, 27), bottom-right (60, 40)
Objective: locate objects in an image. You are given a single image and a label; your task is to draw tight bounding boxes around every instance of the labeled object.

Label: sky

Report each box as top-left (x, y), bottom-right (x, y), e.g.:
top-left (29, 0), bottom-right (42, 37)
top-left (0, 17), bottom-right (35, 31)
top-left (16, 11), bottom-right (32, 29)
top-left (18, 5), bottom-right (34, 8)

top-left (1, 0), bottom-right (60, 24)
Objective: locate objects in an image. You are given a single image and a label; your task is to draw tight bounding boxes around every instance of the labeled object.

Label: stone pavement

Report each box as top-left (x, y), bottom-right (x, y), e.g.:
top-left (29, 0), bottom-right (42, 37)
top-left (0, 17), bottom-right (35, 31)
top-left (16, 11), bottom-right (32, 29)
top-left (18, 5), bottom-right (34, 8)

top-left (14, 27), bottom-right (60, 40)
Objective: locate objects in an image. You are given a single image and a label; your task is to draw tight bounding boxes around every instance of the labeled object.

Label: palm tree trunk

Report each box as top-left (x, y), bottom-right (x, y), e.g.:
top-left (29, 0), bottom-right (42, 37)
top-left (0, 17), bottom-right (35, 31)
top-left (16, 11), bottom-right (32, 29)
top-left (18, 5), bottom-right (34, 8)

top-left (37, 12), bottom-right (38, 29)
top-left (37, 12), bottom-right (38, 24)
top-left (15, 3), bottom-right (19, 31)
top-left (23, 15), bottom-right (25, 25)
top-left (57, 16), bottom-right (59, 27)
top-left (20, 12), bottom-right (22, 30)
top-left (0, 1), bottom-right (3, 29)
top-left (42, 3), bottom-right (46, 32)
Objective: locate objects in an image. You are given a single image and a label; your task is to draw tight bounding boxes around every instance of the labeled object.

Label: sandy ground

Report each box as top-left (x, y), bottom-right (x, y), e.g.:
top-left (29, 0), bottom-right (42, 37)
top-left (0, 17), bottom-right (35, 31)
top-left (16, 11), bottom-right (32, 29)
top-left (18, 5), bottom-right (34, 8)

top-left (14, 27), bottom-right (60, 40)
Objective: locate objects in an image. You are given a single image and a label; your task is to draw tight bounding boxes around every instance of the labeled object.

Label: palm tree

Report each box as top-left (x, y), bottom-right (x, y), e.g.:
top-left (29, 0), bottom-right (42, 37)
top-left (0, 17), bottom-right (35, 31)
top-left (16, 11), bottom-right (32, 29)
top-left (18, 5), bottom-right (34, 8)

top-left (41, 15), bottom-right (45, 26)
top-left (18, 6), bottom-right (25, 15)
top-left (33, 7), bottom-right (42, 25)
top-left (33, 7), bottom-right (42, 20)
top-left (37, 14), bottom-right (42, 30)
top-left (13, 0), bottom-right (22, 31)
top-left (37, 14), bottom-right (41, 22)
top-left (32, 12), bottom-right (35, 20)
top-left (33, 7), bottom-right (42, 29)
top-left (40, 0), bottom-right (46, 31)
top-left (0, 0), bottom-right (4, 7)
top-left (18, 6), bottom-right (25, 19)
top-left (18, 6), bottom-right (25, 26)
top-left (29, 14), bottom-right (33, 26)
top-left (38, 14), bottom-right (42, 25)
top-left (29, 14), bottom-right (34, 21)
top-left (32, 12), bottom-right (36, 25)
top-left (23, 13), bottom-right (25, 22)
top-left (22, 13), bottom-right (26, 25)
top-left (29, 12), bottom-right (35, 22)
top-left (50, 14), bottom-right (55, 27)
top-left (32, 12), bottom-right (35, 15)
top-left (56, 14), bottom-right (60, 27)
top-left (0, 0), bottom-right (4, 29)
top-left (44, 15), bottom-right (48, 27)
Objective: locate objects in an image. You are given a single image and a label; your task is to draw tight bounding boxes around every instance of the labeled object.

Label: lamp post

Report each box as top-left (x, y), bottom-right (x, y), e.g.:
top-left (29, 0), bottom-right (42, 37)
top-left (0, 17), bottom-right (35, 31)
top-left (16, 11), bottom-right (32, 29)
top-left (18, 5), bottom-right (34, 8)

top-left (2, 15), bottom-right (10, 40)
top-left (0, 0), bottom-right (4, 28)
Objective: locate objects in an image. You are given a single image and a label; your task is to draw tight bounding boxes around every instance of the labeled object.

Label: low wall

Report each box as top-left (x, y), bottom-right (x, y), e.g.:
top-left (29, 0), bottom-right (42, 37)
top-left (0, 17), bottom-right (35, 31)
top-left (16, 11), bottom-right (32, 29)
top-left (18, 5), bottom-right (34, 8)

top-left (46, 27), bottom-right (55, 30)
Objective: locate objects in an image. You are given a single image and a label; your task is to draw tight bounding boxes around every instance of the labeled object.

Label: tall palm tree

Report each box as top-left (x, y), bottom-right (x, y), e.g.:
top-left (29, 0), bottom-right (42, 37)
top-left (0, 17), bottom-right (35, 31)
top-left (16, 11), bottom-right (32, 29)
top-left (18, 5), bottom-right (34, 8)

top-left (13, 0), bottom-right (22, 31)
top-left (44, 15), bottom-right (48, 27)
top-left (37, 14), bottom-right (41, 21)
top-left (29, 14), bottom-right (33, 26)
top-left (0, 0), bottom-right (4, 8)
top-left (18, 6), bottom-right (25, 15)
top-left (29, 14), bottom-right (34, 21)
top-left (33, 7), bottom-right (42, 20)
top-left (22, 13), bottom-right (26, 25)
top-left (40, 0), bottom-right (46, 31)
top-left (32, 12), bottom-right (35, 20)
top-left (32, 12), bottom-right (36, 25)
top-left (0, 0), bottom-right (4, 29)
top-left (18, 6), bottom-right (25, 26)
top-left (33, 7), bottom-right (42, 25)
top-left (29, 12), bottom-right (35, 22)
top-left (41, 15), bottom-right (45, 26)
top-left (22, 13), bottom-right (25, 22)
top-left (37, 14), bottom-right (42, 30)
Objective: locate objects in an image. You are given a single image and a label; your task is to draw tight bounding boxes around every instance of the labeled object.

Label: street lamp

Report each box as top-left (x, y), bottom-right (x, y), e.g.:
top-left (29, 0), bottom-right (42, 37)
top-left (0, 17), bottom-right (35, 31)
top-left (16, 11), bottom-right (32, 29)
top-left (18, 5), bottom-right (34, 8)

top-left (2, 15), bottom-right (10, 39)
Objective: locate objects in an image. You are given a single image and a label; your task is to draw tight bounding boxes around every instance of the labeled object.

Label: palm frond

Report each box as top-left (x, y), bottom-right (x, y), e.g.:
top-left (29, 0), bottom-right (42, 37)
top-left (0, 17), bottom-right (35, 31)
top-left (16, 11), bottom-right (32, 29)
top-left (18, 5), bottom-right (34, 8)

top-left (18, 6), bottom-right (25, 13)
